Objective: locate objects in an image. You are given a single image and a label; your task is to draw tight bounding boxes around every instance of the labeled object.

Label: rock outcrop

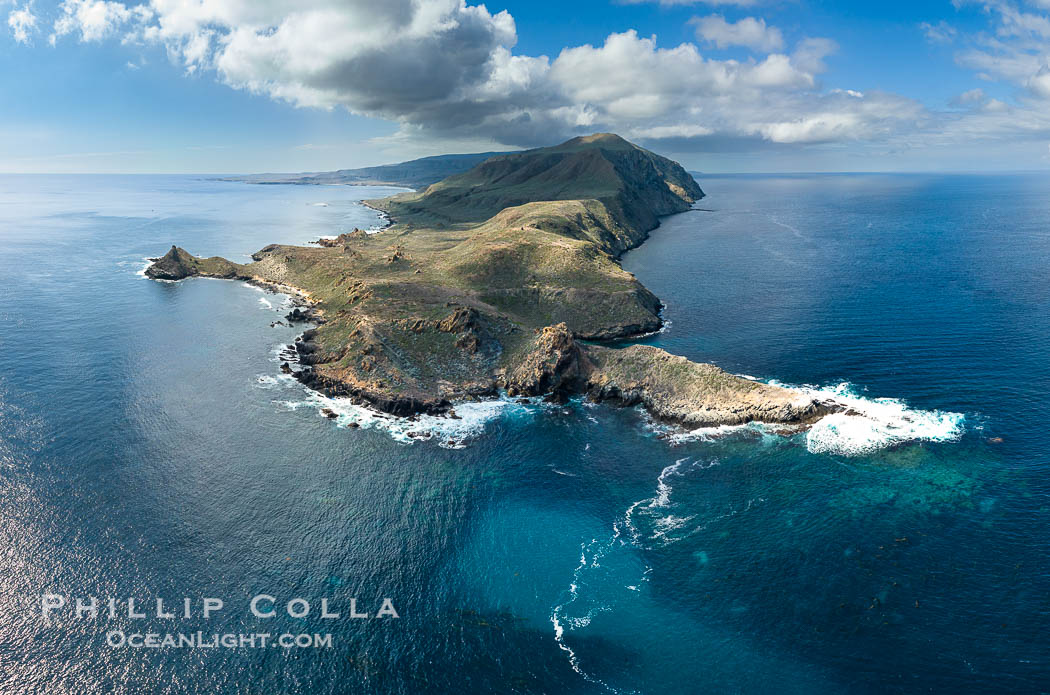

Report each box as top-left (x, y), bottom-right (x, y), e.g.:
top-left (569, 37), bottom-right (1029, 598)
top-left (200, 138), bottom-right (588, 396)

top-left (502, 323), bottom-right (586, 397)
top-left (584, 345), bottom-right (835, 427)
top-left (145, 246), bottom-right (238, 281)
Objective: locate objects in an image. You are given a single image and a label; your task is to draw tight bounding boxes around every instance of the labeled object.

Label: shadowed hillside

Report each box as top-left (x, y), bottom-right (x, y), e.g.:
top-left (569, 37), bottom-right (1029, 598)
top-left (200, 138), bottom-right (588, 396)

top-left (371, 134), bottom-right (703, 252)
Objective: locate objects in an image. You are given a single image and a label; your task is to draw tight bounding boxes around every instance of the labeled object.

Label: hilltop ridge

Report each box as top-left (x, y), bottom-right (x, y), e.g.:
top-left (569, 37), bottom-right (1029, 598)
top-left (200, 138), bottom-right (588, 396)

top-left (370, 133), bottom-right (702, 245)
top-left (147, 135), bottom-right (836, 428)
top-left (220, 151), bottom-right (512, 189)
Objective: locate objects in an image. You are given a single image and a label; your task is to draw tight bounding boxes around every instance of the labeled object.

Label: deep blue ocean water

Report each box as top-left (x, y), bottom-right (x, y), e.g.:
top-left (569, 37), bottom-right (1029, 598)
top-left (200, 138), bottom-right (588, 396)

top-left (0, 173), bottom-right (1048, 693)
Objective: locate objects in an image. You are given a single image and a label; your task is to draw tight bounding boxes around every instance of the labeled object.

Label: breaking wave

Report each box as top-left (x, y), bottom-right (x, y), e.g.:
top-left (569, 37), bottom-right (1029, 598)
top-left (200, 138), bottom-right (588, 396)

top-left (284, 391), bottom-right (528, 449)
top-left (773, 381), bottom-right (966, 456)
top-left (645, 376), bottom-right (965, 457)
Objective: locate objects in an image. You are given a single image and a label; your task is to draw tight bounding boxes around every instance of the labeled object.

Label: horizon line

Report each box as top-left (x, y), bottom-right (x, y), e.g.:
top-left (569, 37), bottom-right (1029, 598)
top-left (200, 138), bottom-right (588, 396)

top-left (2, 169), bottom-right (1050, 177)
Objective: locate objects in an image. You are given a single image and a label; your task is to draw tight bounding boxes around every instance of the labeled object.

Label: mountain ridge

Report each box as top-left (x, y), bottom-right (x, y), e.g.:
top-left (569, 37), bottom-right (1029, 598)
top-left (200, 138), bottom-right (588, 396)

top-left (220, 151), bottom-right (513, 189)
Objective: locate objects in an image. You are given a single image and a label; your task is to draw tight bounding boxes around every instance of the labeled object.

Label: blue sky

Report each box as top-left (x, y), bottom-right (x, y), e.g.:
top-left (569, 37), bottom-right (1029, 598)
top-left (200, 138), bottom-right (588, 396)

top-left (2, 0), bottom-right (1050, 173)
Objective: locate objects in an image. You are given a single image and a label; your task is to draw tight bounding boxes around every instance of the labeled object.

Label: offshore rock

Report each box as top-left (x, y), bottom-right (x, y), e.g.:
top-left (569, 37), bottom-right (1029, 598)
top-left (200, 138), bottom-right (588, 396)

top-left (145, 246), bottom-right (239, 281)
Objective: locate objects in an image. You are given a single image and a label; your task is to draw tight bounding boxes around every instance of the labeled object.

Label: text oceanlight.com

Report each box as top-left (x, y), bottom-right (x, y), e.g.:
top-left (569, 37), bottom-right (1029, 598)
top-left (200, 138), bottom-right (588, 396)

top-left (40, 594), bottom-right (400, 650)
top-left (107, 631), bottom-right (333, 649)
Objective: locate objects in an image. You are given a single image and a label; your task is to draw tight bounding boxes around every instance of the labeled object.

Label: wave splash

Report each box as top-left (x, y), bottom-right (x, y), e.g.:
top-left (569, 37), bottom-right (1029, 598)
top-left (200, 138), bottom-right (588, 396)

top-left (774, 381), bottom-right (966, 456)
top-left (284, 390), bottom-right (526, 449)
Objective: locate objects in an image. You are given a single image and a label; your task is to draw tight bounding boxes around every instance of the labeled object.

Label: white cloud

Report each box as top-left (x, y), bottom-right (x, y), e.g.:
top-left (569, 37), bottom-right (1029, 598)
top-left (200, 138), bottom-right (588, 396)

top-left (948, 2), bottom-right (1050, 110)
top-left (633, 124), bottom-right (715, 138)
top-left (50, 0), bottom-right (151, 44)
top-left (759, 92), bottom-right (923, 143)
top-left (691, 14), bottom-right (784, 52)
top-left (792, 37), bottom-right (838, 73)
top-left (831, 1), bottom-right (1046, 160)
top-left (954, 87), bottom-right (986, 103)
top-left (7, 2), bottom-right (36, 44)
top-left (1028, 66), bottom-right (1050, 97)
top-left (545, 30), bottom-right (920, 148)
top-left (34, 0), bottom-right (924, 155)
top-left (920, 20), bottom-right (957, 44)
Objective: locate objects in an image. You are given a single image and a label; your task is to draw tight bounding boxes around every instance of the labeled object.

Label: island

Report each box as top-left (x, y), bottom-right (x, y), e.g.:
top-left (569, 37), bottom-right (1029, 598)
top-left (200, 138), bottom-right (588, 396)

top-left (147, 134), bottom-right (835, 429)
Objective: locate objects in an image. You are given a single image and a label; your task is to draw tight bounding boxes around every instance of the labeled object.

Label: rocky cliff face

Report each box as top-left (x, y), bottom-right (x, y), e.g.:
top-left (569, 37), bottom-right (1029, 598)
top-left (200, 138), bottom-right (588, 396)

top-left (144, 134), bottom-right (837, 431)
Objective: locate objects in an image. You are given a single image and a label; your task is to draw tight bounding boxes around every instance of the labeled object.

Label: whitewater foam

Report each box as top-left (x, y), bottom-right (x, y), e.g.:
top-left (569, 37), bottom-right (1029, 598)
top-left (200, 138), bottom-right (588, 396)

top-left (280, 390), bottom-right (538, 449)
top-left (134, 257), bottom-right (154, 279)
top-left (769, 381), bottom-right (966, 456)
top-left (646, 376), bottom-right (965, 456)
top-left (255, 374), bottom-right (279, 389)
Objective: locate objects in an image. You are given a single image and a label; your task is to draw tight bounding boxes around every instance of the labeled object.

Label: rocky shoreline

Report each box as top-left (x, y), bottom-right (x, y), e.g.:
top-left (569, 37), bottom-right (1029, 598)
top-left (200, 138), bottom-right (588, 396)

top-left (146, 134), bottom-right (840, 432)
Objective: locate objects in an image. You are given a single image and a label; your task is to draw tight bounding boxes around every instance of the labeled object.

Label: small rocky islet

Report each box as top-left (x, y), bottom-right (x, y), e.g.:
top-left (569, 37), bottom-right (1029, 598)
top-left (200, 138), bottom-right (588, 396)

top-left (147, 133), bottom-right (837, 429)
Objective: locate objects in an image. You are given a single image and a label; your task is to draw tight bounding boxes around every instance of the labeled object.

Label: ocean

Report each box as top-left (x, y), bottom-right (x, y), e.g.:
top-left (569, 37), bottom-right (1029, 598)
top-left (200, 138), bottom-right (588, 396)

top-left (0, 172), bottom-right (1047, 693)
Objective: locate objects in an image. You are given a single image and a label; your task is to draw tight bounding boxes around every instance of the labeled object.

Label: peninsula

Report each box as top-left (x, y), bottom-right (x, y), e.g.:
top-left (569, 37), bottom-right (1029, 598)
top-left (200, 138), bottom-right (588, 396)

top-left (147, 134), bottom-right (834, 429)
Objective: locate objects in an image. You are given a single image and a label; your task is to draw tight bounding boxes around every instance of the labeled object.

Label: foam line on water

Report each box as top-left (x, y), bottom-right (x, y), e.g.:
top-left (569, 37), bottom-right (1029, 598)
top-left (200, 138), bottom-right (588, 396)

top-left (266, 334), bottom-right (553, 448)
top-left (644, 413), bottom-right (769, 446)
top-left (550, 538), bottom-right (633, 695)
top-left (624, 457), bottom-right (749, 549)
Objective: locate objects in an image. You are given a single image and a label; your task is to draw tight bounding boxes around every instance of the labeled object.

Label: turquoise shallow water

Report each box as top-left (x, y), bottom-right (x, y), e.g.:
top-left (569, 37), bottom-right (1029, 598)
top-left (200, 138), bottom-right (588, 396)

top-left (0, 173), bottom-right (1047, 693)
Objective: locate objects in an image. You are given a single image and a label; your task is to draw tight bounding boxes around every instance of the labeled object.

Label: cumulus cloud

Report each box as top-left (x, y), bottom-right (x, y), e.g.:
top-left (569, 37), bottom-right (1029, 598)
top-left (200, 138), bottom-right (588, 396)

top-left (34, 0), bottom-right (928, 154)
top-left (690, 14), bottom-right (784, 52)
top-left (545, 30), bottom-right (922, 147)
top-left (1027, 66), bottom-right (1050, 97)
top-left (7, 2), bottom-right (36, 44)
top-left (759, 91), bottom-right (924, 143)
top-left (792, 37), bottom-right (838, 73)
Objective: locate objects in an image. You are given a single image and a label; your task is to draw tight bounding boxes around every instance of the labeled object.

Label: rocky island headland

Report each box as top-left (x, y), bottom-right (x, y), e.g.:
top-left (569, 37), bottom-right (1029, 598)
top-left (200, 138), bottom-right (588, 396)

top-left (147, 133), bottom-right (836, 429)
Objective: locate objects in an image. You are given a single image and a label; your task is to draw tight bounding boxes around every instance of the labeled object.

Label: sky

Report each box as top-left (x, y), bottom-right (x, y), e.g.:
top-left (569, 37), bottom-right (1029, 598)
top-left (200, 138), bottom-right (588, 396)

top-left (2, 0), bottom-right (1050, 173)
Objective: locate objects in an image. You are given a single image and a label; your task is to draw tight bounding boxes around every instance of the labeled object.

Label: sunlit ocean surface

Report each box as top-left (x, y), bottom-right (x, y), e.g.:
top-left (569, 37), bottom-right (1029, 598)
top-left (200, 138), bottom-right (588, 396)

top-left (0, 173), bottom-right (1047, 693)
